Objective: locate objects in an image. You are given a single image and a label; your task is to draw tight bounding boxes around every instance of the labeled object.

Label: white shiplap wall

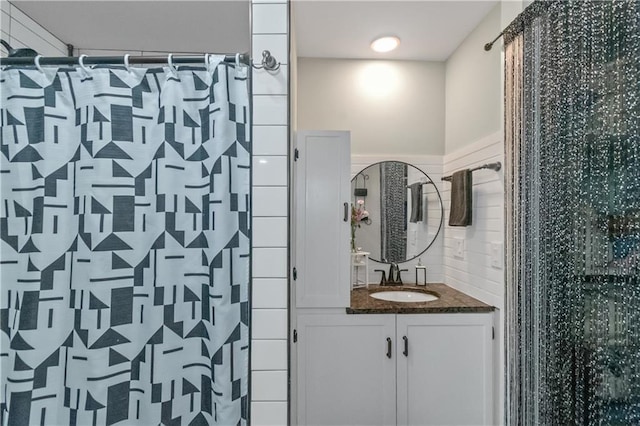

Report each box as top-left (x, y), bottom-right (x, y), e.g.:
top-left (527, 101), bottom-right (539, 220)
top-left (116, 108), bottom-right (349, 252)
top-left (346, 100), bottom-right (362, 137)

top-left (250, 1), bottom-right (289, 425)
top-left (442, 132), bottom-right (504, 309)
top-left (352, 155), bottom-right (444, 284)
top-left (1, 1), bottom-right (66, 57)
top-left (442, 132), bottom-right (504, 425)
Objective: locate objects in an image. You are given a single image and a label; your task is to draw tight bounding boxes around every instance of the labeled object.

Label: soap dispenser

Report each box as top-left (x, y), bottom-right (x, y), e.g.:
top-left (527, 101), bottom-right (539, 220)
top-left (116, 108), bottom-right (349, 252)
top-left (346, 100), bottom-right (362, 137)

top-left (415, 258), bottom-right (427, 286)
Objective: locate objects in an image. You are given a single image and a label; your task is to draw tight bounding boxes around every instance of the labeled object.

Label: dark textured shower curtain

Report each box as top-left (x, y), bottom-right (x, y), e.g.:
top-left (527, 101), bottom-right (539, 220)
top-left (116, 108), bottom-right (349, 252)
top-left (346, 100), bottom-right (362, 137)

top-left (506, 1), bottom-right (640, 424)
top-left (0, 58), bottom-right (250, 425)
top-left (380, 162), bottom-right (407, 263)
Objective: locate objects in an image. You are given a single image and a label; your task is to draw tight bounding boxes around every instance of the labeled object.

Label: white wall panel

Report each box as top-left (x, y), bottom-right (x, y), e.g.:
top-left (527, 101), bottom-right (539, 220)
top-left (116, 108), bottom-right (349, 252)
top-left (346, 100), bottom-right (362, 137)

top-left (253, 65), bottom-right (289, 95)
top-left (252, 309), bottom-right (288, 340)
top-left (253, 217), bottom-right (288, 248)
top-left (251, 402), bottom-right (288, 426)
top-left (253, 125), bottom-right (288, 156)
top-left (251, 339), bottom-right (288, 370)
top-left (252, 3), bottom-right (288, 34)
top-left (252, 371), bottom-right (288, 401)
top-left (253, 248), bottom-right (288, 278)
top-left (253, 95), bottom-right (288, 125)
top-left (253, 156), bottom-right (288, 186)
top-left (252, 278), bottom-right (288, 309)
top-left (253, 187), bottom-right (288, 217)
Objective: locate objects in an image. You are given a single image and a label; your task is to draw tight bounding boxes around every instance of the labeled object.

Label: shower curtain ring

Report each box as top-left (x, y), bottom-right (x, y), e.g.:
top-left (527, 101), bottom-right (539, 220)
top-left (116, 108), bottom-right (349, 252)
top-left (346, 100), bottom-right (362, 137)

top-left (34, 55), bottom-right (44, 73)
top-left (78, 54), bottom-right (90, 73)
top-left (167, 54), bottom-right (177, 74)
top-left (123, 54), bottom-right (131, 72)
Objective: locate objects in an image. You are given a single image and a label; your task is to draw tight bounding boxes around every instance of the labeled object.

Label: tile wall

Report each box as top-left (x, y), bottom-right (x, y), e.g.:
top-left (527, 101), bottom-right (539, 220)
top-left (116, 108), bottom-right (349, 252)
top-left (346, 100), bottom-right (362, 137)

top-left (250, 1), bottom-right (290, 424)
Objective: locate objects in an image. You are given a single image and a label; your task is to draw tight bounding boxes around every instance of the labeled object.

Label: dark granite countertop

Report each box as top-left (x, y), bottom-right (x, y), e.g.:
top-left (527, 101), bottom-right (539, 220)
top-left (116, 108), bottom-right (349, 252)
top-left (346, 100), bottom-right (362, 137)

top-left (347, 283), bottom-right (495, 314)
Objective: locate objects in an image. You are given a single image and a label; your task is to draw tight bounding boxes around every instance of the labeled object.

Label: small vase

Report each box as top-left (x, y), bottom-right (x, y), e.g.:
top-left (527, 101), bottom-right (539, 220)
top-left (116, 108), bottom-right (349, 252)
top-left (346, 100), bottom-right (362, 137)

top-left (350, 225), bottom-right (357, 252)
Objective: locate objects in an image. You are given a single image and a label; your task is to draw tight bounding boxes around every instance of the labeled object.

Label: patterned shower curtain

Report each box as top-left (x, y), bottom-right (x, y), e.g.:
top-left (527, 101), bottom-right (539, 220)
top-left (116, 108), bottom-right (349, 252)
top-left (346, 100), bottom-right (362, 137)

top-left (505, 1), bottom-right (640, 424)
top-left (0, 57), bottom-right (250, 425)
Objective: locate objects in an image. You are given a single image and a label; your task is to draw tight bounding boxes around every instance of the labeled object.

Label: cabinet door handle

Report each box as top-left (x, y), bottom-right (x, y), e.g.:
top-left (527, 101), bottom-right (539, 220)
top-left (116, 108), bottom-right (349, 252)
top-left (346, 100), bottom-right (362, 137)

top-left (403, 336), bottom-right (408, 357)
top-left (386, 337), bottom-right (392, 358)
top-left (343, 202), bottom-right (349, 222)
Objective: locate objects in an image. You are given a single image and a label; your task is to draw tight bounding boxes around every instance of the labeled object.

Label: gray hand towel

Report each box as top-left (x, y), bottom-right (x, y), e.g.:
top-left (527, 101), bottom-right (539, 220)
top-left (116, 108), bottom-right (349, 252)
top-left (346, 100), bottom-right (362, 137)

top-left (409, 183), bottom-right (423, 223)
top-left (449, 169), bottom-right (472, 226)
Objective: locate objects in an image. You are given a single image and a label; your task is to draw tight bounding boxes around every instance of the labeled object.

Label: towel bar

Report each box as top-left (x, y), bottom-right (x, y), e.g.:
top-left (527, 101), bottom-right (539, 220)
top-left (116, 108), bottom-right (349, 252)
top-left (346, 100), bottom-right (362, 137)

top-left (441, 162), bottom-right (502, 181)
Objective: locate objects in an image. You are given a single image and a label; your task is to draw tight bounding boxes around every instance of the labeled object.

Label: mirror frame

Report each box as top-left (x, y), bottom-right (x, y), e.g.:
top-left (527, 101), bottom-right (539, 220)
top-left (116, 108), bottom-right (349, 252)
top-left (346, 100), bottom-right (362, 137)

top-left (351, 160), bottom-right (445, 264)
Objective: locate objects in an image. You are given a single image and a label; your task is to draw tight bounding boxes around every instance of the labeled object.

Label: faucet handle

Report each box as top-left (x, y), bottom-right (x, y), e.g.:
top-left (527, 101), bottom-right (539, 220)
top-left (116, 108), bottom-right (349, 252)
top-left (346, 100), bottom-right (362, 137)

top-left (374, 269), bottom-right (387, 285)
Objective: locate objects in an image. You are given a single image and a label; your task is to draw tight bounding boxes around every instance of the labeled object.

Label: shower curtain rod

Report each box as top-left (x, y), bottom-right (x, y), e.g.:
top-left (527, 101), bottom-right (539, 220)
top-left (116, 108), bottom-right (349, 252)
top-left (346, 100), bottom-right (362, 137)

top-left (0, 53), bottom-right (250, 67)
top-left (0, 50), bottom-right (281, 70)
top-left (484, 0), bottom-right (553, 50)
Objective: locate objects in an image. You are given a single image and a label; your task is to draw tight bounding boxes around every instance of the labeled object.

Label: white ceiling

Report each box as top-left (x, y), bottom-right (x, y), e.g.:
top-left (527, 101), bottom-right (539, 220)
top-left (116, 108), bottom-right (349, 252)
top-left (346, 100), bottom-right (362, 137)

top-left (12, 1), bottom-right (496, 62)
top-left (293, 1), bottom-right (498, 61)
top-left (11, 1), bottom-right (251, 54)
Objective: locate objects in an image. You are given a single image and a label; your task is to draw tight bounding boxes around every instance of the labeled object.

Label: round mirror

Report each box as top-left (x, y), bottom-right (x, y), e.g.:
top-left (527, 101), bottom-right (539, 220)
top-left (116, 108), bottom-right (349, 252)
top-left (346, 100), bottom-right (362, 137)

top-left (350, 161), bottom-right (443, 263)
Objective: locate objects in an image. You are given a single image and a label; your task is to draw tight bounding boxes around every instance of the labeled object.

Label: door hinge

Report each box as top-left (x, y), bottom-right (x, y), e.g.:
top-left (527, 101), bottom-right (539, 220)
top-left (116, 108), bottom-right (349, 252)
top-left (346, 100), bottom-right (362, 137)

top-left (293, 329), bottom-right (298, 343)
top-left (492, 326), bottom-right (495, 340)
top-left (292, 267), bottom-right (297, 280)
top-left (294, 148), bottom-right (299, 161)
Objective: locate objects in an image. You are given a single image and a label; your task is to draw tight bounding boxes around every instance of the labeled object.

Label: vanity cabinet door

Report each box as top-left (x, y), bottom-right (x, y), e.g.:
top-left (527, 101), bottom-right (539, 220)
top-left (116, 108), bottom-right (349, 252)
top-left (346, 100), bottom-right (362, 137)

top-left (396, 313), bottom-right (494, 426)
top-left (296, 313), bottom-right (396, 426)
top-left (295, 131), bottom-right (351, 308)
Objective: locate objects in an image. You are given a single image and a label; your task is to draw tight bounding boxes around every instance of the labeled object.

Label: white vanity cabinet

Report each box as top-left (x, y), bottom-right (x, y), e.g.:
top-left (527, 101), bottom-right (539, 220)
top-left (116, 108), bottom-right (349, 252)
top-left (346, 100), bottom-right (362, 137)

top-left (296, 313), bottom-right (396, 426)
top-left (294, 131), bottom-right (351, 308)
top-left (296, 312), bottom-right (494, 426)
top-left (396, 313), bottom-right (494, 426)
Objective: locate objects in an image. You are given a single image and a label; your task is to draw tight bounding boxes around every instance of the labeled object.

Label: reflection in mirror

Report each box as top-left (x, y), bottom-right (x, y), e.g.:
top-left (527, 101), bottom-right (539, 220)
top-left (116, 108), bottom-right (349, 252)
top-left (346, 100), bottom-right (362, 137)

top-left (351, 161), bottom-right (443, 263)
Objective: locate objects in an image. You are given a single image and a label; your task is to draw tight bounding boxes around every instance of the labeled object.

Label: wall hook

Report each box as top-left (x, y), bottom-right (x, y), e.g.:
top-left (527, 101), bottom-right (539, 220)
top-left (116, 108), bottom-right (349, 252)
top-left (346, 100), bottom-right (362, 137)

top-left (253, 50), bottom-right (281, 71)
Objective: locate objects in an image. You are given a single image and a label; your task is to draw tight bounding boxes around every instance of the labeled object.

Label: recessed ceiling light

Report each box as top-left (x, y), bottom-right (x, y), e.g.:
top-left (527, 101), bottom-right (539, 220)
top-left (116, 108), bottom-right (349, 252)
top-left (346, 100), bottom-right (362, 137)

top-left (371, 36), bottom-right (400, 53)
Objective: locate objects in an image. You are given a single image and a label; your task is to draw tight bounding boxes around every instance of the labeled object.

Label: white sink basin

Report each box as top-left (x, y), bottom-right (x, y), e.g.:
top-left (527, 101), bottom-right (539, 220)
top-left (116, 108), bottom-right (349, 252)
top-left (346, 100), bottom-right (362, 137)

top-left (370, 291), bottom-right (438, 303)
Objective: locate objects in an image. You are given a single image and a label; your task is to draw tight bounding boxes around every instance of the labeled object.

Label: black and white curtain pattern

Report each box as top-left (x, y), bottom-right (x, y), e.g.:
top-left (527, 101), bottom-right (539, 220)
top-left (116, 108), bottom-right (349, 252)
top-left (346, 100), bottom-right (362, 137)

top-left (0, 56), bottom-right (250, 425)
top-left (505, 1), bottom-right (640, 424)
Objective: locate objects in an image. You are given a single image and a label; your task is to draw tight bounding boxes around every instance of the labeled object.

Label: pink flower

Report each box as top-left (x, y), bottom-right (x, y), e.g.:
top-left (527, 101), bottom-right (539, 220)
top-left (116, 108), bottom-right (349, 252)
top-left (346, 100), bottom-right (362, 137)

top-left (351, 202), bottom-right (369, 227)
